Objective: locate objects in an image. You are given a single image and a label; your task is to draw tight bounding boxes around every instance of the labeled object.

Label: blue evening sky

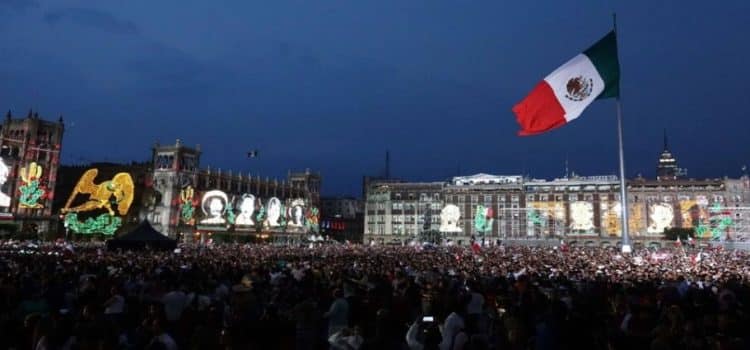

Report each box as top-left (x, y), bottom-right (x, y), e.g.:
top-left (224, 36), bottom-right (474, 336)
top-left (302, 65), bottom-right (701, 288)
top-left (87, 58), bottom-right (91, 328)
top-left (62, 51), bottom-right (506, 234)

top-left (1, 0), bottom-right (748, 196)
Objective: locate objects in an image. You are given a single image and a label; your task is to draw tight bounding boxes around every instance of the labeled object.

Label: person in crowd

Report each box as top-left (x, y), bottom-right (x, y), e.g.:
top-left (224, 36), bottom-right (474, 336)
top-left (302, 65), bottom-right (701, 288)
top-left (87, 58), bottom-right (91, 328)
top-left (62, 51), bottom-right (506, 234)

top-left (0, 239), bottom-right (748, 349)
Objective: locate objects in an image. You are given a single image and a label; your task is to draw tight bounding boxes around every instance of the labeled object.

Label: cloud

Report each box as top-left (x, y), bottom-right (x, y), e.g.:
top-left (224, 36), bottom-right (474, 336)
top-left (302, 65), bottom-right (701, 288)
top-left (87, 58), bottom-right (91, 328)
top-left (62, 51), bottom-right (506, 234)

top-left (43, 7), bottom-right (138, 35)
top-left (0, 0), bottom-right (38, 12)
top-left (123, 41), bottom-right (217, 93)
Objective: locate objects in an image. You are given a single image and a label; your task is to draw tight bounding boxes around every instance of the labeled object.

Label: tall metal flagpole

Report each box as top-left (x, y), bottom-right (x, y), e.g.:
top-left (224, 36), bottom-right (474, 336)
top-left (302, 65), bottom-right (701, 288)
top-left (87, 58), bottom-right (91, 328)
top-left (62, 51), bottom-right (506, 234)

top-left (614, 13), bottom-right (631, 253)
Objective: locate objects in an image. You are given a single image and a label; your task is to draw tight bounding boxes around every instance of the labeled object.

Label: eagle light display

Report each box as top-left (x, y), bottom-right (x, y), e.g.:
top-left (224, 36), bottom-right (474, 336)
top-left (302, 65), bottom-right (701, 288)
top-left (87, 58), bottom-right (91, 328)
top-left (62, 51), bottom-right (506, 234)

top-left (61, 169), bottom-right (135, 235)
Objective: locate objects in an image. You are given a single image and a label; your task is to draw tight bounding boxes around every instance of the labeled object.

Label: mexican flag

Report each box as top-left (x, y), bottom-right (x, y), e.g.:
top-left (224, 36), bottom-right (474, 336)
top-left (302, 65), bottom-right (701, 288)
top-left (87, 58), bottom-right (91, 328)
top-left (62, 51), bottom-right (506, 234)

top-left (513, 31), bottom-right (620, 136)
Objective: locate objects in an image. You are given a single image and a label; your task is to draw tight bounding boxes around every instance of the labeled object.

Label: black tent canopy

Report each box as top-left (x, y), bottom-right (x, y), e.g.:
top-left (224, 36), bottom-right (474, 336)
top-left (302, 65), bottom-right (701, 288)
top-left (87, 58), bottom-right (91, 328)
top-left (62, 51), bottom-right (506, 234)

top-left (106, 220), bottom-right (177, 251)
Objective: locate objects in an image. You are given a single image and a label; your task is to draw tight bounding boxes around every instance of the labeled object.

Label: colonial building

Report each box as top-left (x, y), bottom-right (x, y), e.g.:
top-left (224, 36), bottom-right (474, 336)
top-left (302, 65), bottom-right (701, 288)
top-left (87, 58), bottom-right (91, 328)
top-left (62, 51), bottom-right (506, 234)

top-left (0, 110), bottom-right (64, 235)
top-left (144, 140), bottom-right (321, 240)
top-left (365, 173), bottom-right (750, 245)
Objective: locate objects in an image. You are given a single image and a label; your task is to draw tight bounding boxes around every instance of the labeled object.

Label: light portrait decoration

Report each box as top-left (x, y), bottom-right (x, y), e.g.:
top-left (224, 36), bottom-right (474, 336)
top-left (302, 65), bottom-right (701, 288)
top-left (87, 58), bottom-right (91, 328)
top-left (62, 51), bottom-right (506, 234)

top-left (61, 169), bottom-right (135, 235)
top-left (287, 199), bottom-right (306, 228)
top-left (179, 186), bottom-right (197, 225)
top-left (200, 190), bottom-right (229, 225)
top-left (647, 203), bottom-right (674, 234)
top-left (18, 162), bottom-right (47, 209)
top-left (439, 204), bottom-right (462, 233)
top-left (0, 158), bottom-right (10, 208)
top-left (569, 201), bottom-right (594, 232)
top-left (235, 194), bottom-right (257, 226)
top-left (264, 197), bottom-right (283, 228)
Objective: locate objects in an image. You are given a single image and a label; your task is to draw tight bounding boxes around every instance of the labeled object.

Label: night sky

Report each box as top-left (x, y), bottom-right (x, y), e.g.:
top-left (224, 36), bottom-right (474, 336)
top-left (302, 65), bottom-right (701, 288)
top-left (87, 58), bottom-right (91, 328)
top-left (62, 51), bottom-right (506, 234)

top-left (1, 1), bottom-right (749, 197)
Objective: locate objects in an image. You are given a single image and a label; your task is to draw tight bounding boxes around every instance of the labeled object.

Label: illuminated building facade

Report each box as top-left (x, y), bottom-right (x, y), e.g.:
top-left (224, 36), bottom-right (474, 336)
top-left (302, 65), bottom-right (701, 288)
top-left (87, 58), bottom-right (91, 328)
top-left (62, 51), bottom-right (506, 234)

top-left (365, 173), bottom-right (750, 245)
top-left (0, 110), bottom-right (64, 234)
top-left (144, 140), bottom-right (321, 239)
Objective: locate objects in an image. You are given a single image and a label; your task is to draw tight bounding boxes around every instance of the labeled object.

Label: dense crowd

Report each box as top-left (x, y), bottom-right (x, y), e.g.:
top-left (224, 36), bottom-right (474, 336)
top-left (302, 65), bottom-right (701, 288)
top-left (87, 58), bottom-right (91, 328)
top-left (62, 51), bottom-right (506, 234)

top-left (1, 240), bottom-right (749, 350)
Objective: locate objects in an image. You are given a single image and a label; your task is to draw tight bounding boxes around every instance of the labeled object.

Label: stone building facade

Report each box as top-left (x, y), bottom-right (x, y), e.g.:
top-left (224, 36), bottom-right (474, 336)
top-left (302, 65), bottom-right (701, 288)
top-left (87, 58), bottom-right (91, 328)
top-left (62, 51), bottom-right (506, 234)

top-left (0, 110), bottom-right (64, 234)
top-left (144, 140), bottom-right (321, 239)
top-left (365, 173), bottom-right (750, 245)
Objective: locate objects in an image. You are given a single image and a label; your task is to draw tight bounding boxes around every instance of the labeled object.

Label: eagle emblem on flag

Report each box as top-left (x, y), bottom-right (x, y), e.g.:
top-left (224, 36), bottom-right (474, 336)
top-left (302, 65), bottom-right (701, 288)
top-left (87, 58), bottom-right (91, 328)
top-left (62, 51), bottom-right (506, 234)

top-left (564, 76), bottom-right (593, 101)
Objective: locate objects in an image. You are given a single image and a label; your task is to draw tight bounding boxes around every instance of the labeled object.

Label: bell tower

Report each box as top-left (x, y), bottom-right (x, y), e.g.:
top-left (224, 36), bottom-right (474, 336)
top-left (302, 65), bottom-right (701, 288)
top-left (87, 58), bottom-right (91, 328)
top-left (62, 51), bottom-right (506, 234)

top-left (145, 139), bottom-right (201, 236)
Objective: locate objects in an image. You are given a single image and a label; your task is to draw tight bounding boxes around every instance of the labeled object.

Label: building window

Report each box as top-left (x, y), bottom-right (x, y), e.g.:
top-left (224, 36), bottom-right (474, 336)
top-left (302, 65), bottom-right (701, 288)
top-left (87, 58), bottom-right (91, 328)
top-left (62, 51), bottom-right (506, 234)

top-left (471, 195), bottom-right (478, 203)
top-left (540, 194), bottom-right (548, 201)
top-left (511, 195), bottom-right (519, 202)
top-left (420, 193), bottom-right (428, 201)
top-left (395, 193), bottom-right (402, 200)
top-left (434, 193), bottom-right (440, 201)
top-left (484, 195), bottom-right (493, 203)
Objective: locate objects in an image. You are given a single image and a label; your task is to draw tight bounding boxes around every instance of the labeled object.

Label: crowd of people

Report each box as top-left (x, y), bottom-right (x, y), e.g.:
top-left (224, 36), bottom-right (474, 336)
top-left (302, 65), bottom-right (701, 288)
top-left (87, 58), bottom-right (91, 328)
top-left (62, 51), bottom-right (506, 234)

top-left (1, 239), bottom-right (748, 350)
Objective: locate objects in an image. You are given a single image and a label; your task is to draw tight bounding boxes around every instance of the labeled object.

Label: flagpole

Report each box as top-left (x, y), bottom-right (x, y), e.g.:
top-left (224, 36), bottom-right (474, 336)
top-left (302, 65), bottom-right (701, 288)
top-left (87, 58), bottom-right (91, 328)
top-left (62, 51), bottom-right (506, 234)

top-left (613, 13), bottom-right (631, 253)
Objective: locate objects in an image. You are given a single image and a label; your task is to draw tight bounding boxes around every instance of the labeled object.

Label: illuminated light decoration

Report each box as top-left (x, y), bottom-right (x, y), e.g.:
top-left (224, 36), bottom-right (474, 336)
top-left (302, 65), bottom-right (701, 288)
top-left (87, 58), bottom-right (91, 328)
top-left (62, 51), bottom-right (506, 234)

top-left (600, 201), bottom-right (621, 236)
top-left (0, 158), bottom-right (10, 207)
top-left (305, 207), bottom-right (320, 233)
top-left (628, 203), bottom-right (646, 236)
top-left (64, 212), bottom-right (122, 235)
top-left (439, 204), bottom-right (462, 233)
top-left (60, 169), bottom-right (134, 235)
top-left (527, 202), bottom-right (566, 236)
top-left (264, 197), bottom-right (283, 227)
top-left (200, 190), bottom-right (228, 225)
top-left (528, 210), bottom-right (544, 225)
top-left (569, 201), bottom-right (594, 232)
top-left (679, 200), bottom-right (709, 229)
top-left (225, 197), bottom-right (236, 225)
top-left (473, 204), bottom-right (494, 235)
top-left (647, 203), bottom-right (674, 234)
top-left (696, 202), bottom-right (734, 240)
top-left (287, 199), bottom-right (306, 228)
top-left (18, 162), bottom-right (47, 209)
top-left (179, 186), bottom-right (197, 225)
top-left (255, 200), bottom-right (266, 226)
top-left (235, 194), bottom-right (257, 226)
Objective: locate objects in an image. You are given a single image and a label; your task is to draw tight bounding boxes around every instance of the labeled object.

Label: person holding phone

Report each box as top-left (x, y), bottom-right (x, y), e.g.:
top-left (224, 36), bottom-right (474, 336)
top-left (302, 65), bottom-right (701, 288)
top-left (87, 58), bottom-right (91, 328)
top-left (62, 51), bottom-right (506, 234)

top-left (406, 315), bottom-right (441, 350)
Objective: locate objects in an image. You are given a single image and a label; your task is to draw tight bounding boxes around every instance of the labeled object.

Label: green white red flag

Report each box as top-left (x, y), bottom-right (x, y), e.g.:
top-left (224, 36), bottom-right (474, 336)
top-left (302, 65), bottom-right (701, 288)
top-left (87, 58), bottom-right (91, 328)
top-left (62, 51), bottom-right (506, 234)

top-left (512, 31), bottom-right (620, 136)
